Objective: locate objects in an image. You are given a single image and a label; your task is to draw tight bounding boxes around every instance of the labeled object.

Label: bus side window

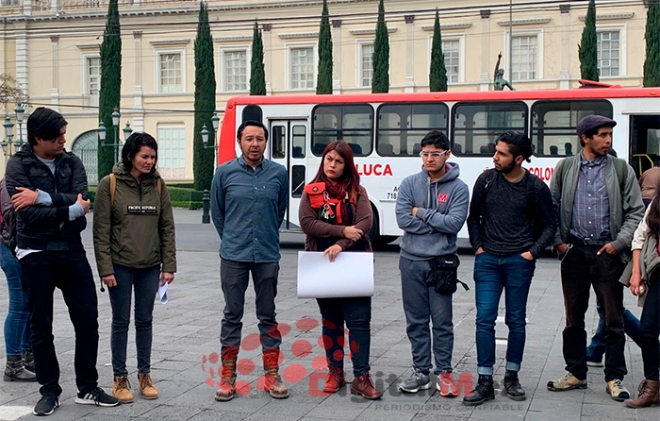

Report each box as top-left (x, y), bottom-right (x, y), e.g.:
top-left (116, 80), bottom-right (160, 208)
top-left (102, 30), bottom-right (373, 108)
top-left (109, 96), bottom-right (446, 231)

top-left (292, 125), bottom-right (306, 158)
top-left (452, 102), bottom-right (527, 156)
top-left (312, 105), bottom-right (373, 156)
top-left (376, 102), bottom-right (448, 156)
top-left (243, 105), bottom-right (263, 124)
top-left (531, 100), bottom-right (612, 157)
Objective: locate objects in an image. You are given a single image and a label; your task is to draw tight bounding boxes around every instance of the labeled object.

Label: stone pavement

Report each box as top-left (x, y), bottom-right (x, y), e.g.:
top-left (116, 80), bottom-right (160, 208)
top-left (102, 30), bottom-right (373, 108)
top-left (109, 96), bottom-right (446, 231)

top-left (0, 208), bottom-right (656, 421)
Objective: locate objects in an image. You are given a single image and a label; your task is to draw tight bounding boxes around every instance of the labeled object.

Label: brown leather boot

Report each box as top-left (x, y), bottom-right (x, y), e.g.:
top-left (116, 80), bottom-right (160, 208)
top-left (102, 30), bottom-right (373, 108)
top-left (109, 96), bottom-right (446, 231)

top-left (113, 376), bottom-right (134, 403)
top-left (350, 372), bottom-right (382, 400)
top-left (323, 366), bottom-right (345, 393)
top-left (624, 379), bottom-right (660, 408)
top-left (262, 350), bottom-right (289, 399)
top-left (215, 357), bottom-right (237, 402)
top-left (138, 372), bottom-right (159, 400)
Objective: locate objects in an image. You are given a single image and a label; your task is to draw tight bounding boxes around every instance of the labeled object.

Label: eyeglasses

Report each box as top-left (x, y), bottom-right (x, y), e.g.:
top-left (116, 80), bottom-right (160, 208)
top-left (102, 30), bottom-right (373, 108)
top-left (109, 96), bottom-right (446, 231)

top-left (419, 151), bottom-right (449, 158)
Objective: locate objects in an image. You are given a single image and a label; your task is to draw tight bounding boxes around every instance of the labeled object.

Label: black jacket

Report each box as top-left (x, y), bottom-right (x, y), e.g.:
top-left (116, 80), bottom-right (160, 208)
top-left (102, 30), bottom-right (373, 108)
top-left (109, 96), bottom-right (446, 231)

top-left (4, 144), bottom-right (88, 251)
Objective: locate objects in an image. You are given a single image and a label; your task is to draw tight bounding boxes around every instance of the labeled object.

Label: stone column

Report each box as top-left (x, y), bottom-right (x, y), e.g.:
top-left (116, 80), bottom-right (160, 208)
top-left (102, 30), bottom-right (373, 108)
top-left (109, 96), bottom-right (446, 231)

top-left (404, 15), bottom-right (415, 92)
top-left (50, 36), bottom-right (59, 108)
top-left (479, 9), bottom-right (491, 91)
top-left (263, 23), bottom-right (273, 94)
top-left (332, 19), bottom-right (342, 94)
top-left (133, 31), bottom-right (143, 111)
top-left (559, 4), bottom-right (571, 89)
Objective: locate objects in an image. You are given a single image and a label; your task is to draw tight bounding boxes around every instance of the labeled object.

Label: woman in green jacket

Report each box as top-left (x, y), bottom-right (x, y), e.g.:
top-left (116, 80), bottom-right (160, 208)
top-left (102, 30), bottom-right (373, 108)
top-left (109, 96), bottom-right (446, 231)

top-left (93, 132), bottom-right (176, 404)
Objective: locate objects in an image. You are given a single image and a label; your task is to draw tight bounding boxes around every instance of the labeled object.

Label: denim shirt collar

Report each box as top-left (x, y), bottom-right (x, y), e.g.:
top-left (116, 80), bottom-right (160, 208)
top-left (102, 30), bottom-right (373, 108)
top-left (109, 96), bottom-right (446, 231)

top-left (237, 154), bottom-right (267, 170)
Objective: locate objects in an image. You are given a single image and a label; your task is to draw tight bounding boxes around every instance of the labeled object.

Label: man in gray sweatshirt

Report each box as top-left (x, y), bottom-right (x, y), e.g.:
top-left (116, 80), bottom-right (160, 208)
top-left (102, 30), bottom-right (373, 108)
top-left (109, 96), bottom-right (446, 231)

top-left (395, 130), bottom-right (469, 397)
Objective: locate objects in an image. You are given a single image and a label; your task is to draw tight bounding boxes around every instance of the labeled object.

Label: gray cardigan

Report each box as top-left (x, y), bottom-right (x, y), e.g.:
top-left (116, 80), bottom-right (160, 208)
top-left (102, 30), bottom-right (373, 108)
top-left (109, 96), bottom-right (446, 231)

top-left (550, 154), bottom-right (645, 263)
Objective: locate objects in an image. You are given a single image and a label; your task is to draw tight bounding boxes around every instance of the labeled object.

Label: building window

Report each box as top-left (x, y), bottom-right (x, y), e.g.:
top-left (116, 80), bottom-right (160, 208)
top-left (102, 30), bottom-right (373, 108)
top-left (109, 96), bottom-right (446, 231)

top-left (159, 53), bottom-right (183, 93)
top-left (598, 31), bottom-right (620, 77)
top-left (360, 44), bottom-right (374, 87)
top-left (512, 35), bottom-right (537, 81)
top-left (224, 50), bottom-right (247, 91)
top-left (1, 0), bottom-right (20, 6)
top-left (87, 57), bottom-right (100, 96)
top-left (442, 40), bottom-right (460, 84)
top-left (157, 126), bottom-right (186, 178)
top-left (290, 47), bottom-right (314, 90)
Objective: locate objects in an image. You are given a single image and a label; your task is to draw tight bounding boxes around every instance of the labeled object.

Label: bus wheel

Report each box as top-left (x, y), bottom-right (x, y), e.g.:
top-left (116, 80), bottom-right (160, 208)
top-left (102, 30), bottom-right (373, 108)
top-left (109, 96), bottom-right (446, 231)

top-left (369, 206), bottom-right (397, 249)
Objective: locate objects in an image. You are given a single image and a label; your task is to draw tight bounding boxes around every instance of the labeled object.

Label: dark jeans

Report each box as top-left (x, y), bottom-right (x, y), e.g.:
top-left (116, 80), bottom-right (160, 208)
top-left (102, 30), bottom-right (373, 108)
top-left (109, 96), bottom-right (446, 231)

top-left (399, 257), bottom-right (453, 375)
top-left (473, 251), bottom-right (536, 375)
top-left (586, 302), bottom-right (641, 361)
top-left (560, 243), bottom-right (626, 382)
top-left (20, 250), bottom-right (99, 397)
top-left (108, 264), bottom-right (160, 377)
top-left (220, 259), bottom-right (281, 354)
top-left (0, 243), bottom-right (31, 356)
top-left (317, 297), bottom-right (372, 376)
top-left (639, 270), bottom-right (660, 381)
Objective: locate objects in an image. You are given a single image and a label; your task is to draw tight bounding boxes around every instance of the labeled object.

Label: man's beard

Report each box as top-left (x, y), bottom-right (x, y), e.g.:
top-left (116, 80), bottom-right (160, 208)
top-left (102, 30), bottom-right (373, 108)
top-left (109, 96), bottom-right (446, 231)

top-left (495, 161), bottom-right (516, 173)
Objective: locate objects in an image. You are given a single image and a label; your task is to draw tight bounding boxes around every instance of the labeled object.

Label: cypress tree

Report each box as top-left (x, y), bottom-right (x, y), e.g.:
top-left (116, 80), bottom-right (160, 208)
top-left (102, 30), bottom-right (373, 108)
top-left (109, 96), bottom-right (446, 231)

top-left (250, 20), bottom-right (267, 95)
top-left (98, 0), bottom-right (122, 179)
top-left (644, 0), bottom-right (660, 87)
top-left (193, 2), bottom-right (216, 191)
top-left (579, 0), bottom-right (599, 81)
top-left (316, 0), bottom-right (333, 94)
top-left (429, 8), bottom-right (448, 92)
top-left (372, 0), bottom-right (389, 93)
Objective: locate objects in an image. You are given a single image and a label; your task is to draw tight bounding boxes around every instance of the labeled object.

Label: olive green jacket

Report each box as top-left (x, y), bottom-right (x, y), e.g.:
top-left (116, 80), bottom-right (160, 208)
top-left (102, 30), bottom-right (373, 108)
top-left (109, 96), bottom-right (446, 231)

top-left (93, 163), bottom-right (176, 277)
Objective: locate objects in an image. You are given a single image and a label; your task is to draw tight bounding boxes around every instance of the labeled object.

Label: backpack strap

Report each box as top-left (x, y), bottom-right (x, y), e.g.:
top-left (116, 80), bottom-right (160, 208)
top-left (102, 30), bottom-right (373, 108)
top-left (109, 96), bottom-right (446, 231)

top-left (109, 173), bottom-right (117, 206)
top-left (156, 178), bottom-right (162, 196)
top-left (612, 157), bottom-right (627, 194)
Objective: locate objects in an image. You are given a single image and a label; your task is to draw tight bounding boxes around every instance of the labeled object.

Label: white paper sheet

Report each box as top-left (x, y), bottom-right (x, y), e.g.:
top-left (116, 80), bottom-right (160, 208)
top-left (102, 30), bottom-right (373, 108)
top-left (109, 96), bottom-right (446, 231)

top-left (158, 282), bottom-right (169, 304)
top-left (297, 251), bottom-right (374, 298)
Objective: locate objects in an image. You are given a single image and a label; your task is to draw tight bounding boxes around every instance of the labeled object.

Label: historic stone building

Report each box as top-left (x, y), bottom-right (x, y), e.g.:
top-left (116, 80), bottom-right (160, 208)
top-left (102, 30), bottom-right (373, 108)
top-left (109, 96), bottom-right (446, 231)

top-left (0, 0), bottom-right (650, 182)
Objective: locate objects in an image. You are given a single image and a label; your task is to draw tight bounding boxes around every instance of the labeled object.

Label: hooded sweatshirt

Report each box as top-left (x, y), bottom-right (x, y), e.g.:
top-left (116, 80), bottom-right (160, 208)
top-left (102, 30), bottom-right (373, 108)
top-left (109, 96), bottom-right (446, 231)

top-left (396, 162), bottom-right (470, 260)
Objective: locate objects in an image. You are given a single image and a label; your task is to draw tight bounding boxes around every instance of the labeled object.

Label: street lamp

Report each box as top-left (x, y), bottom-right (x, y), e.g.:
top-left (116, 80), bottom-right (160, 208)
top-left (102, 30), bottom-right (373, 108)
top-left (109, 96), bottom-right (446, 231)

top-left (123, 121), bottom-right (132, 141)
top-left (99, 107), bottom-right (124, 164)
top-left (201, 111), bottom-right (221, 224)
top-left (1, 101), bottom-right (27, 157)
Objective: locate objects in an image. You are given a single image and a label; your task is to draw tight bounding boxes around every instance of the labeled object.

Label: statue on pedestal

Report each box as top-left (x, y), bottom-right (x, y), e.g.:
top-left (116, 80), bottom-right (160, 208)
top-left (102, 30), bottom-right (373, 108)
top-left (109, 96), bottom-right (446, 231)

top-left (493, 53), bottom-right (515, 91)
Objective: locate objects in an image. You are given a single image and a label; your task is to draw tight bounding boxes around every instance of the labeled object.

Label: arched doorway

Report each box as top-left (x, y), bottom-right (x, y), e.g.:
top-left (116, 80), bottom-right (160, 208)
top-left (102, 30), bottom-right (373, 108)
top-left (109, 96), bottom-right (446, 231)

top-left (71, 130), bottom-right (98, 186)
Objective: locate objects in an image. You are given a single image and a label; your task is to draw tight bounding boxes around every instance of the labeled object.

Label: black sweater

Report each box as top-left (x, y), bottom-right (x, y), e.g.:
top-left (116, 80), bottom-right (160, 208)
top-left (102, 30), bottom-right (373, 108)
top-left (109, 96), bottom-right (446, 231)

top-left (467, 169), bottom-right (556, 259)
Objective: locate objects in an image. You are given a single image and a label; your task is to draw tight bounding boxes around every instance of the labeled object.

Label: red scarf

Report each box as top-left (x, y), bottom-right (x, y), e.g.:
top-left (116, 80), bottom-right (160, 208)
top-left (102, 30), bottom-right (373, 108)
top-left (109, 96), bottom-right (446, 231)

top-left (325, 181), bottom-right (350, 225)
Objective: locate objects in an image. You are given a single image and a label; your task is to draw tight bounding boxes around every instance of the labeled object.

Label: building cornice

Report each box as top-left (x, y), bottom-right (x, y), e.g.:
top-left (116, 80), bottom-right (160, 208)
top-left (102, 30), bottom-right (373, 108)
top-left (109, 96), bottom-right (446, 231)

top-left (349, 27), bottom-right (397, 36)
top-left (149, 39), bottom-right (191, 47)
top-left (213, 35), bottom-right (253, 43)
top-left (76, 43), bottom-right (100, 51)
top-left (421, 23), bottom-right (472, 31)
top-left (578, 13), bottom-right (635, 21)
top-left (278, 32), bottom-right (319, 39)
top-left (496, 17), bottom-right (551, 27)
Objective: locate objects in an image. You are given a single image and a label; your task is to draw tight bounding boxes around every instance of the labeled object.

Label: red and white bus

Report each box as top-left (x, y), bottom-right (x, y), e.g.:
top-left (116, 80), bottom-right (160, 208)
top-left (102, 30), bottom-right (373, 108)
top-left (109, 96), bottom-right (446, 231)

top-left (217, 88), bottom-right (660, 244)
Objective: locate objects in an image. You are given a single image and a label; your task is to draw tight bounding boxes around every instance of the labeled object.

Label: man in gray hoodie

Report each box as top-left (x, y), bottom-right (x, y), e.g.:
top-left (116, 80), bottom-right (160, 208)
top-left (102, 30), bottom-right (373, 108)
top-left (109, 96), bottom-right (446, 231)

top-left (395, 130), bottom-right (469, 397)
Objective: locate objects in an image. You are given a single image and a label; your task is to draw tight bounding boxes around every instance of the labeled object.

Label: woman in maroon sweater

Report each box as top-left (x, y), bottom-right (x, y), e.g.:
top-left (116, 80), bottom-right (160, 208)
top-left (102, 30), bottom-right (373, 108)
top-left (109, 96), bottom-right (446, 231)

top-left (299, 140), bottom-right (381, 400)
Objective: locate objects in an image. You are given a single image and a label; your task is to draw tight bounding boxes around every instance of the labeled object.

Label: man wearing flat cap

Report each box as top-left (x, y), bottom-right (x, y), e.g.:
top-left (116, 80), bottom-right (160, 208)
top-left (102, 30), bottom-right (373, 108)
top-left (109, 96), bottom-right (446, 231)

top-left (547, 115), bottom-right (644, 401)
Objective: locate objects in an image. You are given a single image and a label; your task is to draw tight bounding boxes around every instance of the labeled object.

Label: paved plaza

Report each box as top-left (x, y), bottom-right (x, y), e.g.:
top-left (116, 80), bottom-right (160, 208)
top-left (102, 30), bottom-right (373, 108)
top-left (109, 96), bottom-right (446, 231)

top-left (0, 209), bottom-right (656, 421)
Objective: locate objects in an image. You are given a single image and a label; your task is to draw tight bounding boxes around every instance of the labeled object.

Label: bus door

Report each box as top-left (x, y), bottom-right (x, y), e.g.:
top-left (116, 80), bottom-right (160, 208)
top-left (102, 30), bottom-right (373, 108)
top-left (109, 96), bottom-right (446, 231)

top-left (269, 119), bottom-right (309, 230)
top-left (629, 114), bottom-right (660, 177)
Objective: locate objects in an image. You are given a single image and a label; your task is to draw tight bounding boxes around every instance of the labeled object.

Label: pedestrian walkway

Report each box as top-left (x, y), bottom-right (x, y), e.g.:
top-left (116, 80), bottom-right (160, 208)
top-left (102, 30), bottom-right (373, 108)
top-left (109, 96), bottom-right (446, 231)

top-left (0, 209), bottom-right (654, 421)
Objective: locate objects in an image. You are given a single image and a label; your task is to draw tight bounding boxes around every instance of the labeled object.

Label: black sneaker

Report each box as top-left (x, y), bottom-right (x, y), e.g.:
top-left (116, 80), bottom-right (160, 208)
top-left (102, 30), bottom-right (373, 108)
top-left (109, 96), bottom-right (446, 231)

top-left (33, 394), bottom-right (59, 416)
top-left (75, 387), bottom-right (120, 407)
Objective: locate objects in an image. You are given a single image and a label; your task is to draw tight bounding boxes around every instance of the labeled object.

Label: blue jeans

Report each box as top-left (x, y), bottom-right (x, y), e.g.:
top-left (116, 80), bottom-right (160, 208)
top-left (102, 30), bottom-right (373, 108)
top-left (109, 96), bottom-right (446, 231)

top-left (317, 297), bottom-right (372, 376)
top-left (399, 257), bottom-right (454, 375)
top-left (0, 243), bottom-right (31, 356)
top-left (586, 301), bottom-right (641, 361)
top-left (108, 264), bottom-right (160, 377)
top-left (473, 251), bottom-right (535, 376)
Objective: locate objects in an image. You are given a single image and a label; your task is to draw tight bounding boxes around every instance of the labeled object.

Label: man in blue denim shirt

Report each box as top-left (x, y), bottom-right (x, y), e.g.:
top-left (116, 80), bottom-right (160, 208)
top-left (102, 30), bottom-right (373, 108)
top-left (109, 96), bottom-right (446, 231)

top-left (211, 120), bottom-right (289, 402)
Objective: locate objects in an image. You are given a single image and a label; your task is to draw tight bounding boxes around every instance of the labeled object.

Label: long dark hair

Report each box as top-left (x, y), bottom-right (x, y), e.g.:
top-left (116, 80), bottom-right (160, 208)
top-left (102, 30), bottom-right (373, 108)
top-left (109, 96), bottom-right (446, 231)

top-left (647, 184), bottom-right (660, 241)
top-left (310, 140), bottom-right (360, 200)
